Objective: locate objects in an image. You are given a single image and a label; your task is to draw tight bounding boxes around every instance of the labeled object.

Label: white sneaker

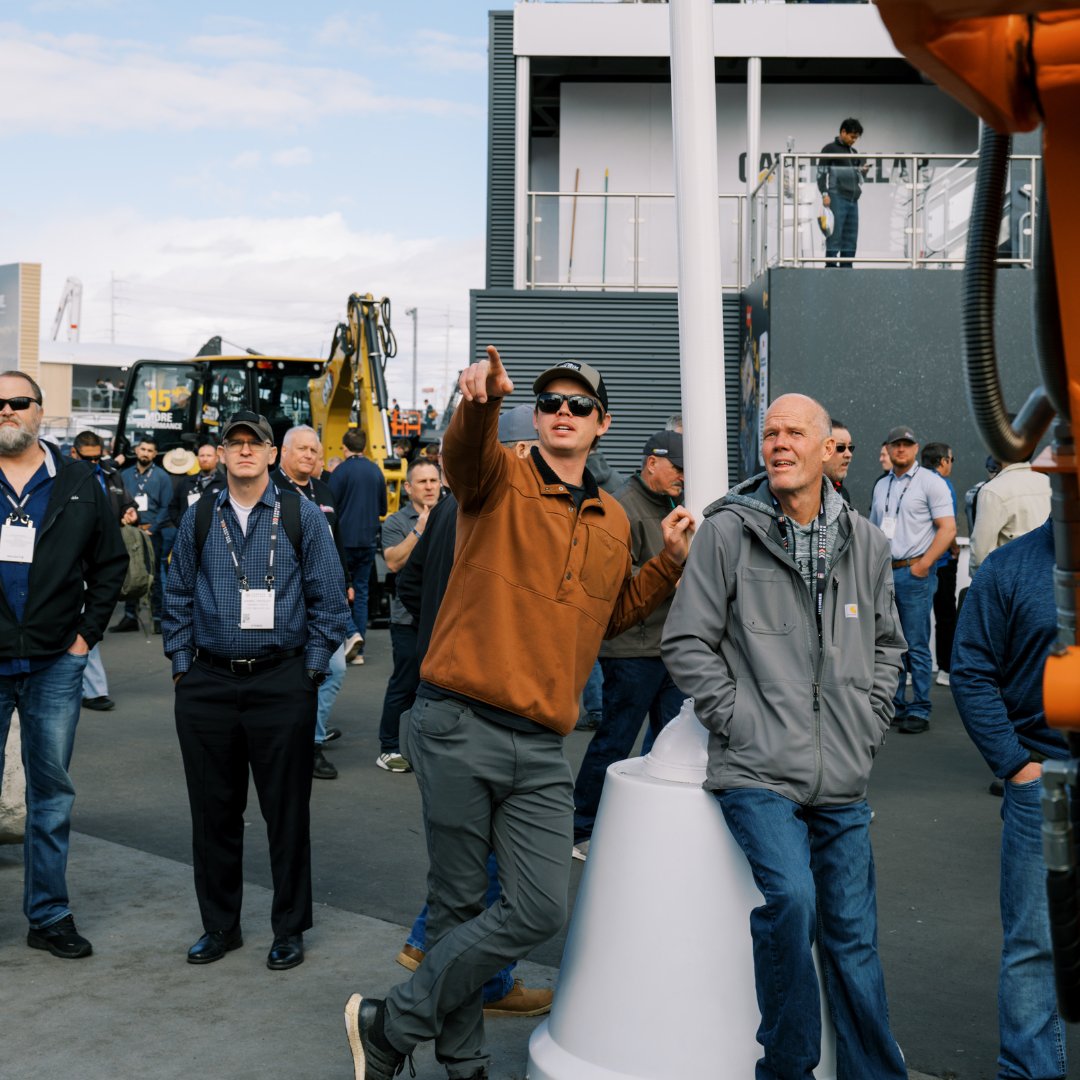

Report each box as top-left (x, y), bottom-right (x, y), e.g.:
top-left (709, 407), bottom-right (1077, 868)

top-left (349, 655), bottom-right (365, 666)
top-left (344, 632), bottom-right (364, 661)
top-left (376, 752), bottom-right (412, 773)
top-left (935, 670), bottom-right (950, 686)
top-left (571, 841), bottom-right (590, 862)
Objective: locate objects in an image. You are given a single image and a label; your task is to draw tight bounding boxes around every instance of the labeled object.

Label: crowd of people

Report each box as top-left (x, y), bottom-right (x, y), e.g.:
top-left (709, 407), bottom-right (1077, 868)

top-left (0, 358), bottom-right (1070, 1080)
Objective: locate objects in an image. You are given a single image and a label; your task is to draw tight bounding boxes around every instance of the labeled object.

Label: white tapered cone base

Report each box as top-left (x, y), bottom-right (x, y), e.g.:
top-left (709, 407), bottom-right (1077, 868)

top-left (527, 701), bottom-right (836, 1080)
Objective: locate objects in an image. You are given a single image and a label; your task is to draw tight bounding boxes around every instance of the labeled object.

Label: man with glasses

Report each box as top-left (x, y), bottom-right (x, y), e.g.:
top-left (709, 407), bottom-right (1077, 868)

top-left (824, 418), bottom-right (853, 503)
top-left (344, 350), bottom-right (693, 1080)
top-left (114, 435), bottom-right (172, 634)
top-left (0, 374), bottom-right (127, 959)
top-left (870, 425), bottom-right (956, 734)
top-left (163, 410), bottom-right (347, 971)
top-left (922, 443), bottom-right (960, 687)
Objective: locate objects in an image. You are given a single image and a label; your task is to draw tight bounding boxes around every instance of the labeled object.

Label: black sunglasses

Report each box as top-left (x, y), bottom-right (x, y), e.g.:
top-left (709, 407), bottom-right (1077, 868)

top-left (834, 442), bottom-right (854, 453)
top-left (536, 392), bottom-right (601, 418)
top-left (0, 397), bottom-right (41, 412)
top-left (75, 449), bottom-right (103, 462)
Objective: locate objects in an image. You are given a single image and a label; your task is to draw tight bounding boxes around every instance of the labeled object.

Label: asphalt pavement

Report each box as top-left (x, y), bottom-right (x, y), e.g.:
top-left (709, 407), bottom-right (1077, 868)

top-left (1, 616), bottom-right (1076, 1079)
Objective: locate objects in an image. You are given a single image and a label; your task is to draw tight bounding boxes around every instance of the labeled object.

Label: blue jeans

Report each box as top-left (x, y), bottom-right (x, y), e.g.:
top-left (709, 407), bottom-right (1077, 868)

top-left (82, 644), bottom-right (109, 698)
top-left (406, 851), bottom-right (516, 1005)
top-left (573, 656), bottom-right (685, 843)
top-left (582, 659), bottom-right (603, 717)
top-left (825, 195), bottom-right (859, 268)
top-left (0, 650), bottom-right (89, 927)
top-left (998, 778), bottom-right (1067, 1079)
top-left (315, 644), bottom-right (347, 745)
top-left (345, 545), bottom-right (376, 646)
top-left (892, 564), bottom-right (937, 719)
top-left (718, 788), bottom-right (906, 1080)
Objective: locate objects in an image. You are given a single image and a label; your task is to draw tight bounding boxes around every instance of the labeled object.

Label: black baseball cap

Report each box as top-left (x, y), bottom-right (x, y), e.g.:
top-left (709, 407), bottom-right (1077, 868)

top-left (221, 410), bottom-right (274, 444)
top-left (643, 430), bottom-right (683, 469)
top-left (532, 360), bottom-right (609, 413)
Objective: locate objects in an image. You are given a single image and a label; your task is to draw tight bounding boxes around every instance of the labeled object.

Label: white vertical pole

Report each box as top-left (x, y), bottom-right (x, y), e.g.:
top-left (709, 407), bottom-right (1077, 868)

top-left (669, 0), bottom-right (727, 520)
top-left (746, 57), bottom-right (762, 293)
top-left (514, 56), bottom-right (531, 290)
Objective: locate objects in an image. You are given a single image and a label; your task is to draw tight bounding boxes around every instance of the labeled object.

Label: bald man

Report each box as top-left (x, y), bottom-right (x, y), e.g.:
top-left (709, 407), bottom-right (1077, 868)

top-left (663, 393), bottom-right (908, 1079)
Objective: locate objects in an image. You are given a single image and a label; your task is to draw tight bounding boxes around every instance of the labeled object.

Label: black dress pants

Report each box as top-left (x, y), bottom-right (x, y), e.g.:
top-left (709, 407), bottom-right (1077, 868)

top-left (175, 655), bottom-right (317, 937)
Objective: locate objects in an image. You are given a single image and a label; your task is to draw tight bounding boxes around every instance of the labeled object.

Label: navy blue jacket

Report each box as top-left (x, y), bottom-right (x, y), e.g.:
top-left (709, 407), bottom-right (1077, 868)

top-left (951, 518), bottom-right (1068, 778)
top-left (327, 455), bottom-right (387, 548)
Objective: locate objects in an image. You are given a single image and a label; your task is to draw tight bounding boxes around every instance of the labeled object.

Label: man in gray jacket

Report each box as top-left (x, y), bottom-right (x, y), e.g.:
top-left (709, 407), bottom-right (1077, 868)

top-left (662, 393), bottom-right (907, 1080)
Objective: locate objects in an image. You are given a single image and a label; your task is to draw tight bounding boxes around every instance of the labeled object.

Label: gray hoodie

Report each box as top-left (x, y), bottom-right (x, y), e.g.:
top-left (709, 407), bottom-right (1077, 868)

top-left (661, 473), bottom-right (906, 806)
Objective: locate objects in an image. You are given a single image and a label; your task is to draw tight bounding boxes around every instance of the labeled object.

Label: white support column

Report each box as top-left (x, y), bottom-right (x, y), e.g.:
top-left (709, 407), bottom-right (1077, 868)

top-left (746, 56), bottom-right (762, 288)
top-left (670, 0), bottom-right (727, 512)
top-left (514, 55), bottom-right (531, 291)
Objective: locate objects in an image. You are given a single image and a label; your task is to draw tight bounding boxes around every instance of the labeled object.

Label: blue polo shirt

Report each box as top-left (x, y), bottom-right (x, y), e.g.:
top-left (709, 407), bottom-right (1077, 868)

top-left (0, 450), bottom-right (59, 675)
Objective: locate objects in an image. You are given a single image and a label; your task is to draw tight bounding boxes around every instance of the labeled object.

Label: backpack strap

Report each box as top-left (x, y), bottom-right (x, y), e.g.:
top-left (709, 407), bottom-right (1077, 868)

top-left (195, 485), bottom-right (303, 564)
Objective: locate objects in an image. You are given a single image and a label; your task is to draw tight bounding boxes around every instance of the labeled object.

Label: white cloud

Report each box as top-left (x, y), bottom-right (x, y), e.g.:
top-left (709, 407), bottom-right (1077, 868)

top-left (413, 30), bottom-right (486, 74)
top-left (185, 34), bottom-right (285, 60)
top-left (271, 146), bottom-right (312, 167)
top-left (230, 150), bottom-right (262, 170)
top-left (0, 23), bottom-right (479, 134)
top-left (23, 209), bottom-right (483, 405)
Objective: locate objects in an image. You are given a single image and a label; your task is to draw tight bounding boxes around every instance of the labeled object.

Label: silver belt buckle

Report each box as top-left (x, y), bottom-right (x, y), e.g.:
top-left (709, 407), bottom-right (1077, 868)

top-left (230, 657), bottom-right (255, 674)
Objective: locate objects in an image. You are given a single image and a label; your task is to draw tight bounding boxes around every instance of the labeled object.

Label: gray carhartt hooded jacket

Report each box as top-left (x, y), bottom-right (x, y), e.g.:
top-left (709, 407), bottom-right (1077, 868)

top-left (661, 473), bottom-right (906, 806)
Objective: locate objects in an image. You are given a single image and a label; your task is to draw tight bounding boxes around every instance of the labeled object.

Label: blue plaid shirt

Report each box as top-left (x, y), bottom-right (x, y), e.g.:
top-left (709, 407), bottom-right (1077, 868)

top-left (162, 480), bottom-right (348, 676)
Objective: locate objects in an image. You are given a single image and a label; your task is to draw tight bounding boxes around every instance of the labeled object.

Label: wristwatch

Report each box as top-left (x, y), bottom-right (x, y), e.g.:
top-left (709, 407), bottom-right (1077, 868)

top-left (307, 669), bottom-right (329, 687)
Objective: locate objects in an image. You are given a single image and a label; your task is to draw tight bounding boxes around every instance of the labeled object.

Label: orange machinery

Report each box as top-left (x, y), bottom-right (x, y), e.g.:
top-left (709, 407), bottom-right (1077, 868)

top-left (874, 0), bottom-right (1080, 1019)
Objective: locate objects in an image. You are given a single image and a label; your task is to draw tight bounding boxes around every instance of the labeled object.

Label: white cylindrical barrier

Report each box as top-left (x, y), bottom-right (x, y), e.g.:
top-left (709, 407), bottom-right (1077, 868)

top-left (527, 701), bottom-right (836, 1080)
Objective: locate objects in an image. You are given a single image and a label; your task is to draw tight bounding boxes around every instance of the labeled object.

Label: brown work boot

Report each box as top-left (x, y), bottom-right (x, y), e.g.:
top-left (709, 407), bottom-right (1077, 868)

top-left (482, 979), bottom-right (554, 1017)
top-left (395, 943), bottom-right (425, 971)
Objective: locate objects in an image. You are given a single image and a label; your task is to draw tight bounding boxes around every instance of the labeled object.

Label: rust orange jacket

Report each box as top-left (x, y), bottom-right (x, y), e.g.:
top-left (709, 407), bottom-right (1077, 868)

top-left (419, 397), bottom-right (683, 735)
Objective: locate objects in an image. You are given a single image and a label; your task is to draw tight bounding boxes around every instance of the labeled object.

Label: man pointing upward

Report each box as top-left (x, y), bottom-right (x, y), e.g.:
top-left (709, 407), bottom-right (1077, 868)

top-left (344, 346), bottom-right (694, 1080)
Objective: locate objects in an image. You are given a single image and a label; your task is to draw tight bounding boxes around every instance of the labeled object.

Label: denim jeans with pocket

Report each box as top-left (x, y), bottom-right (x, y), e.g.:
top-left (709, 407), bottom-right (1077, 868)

top-left (892, 564), bottom-right (937, 719)
top-left (0, 650), bottom-right (89, 927)
top-left (718, 787), bottom-right (906, 1080)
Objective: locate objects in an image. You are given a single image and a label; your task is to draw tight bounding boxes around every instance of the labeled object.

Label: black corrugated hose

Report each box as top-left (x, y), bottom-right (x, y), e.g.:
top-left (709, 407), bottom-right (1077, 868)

top-left (962, 125), bottom-right (1055, 462)
top-left (1033, 171), bottom-right (1070, 419)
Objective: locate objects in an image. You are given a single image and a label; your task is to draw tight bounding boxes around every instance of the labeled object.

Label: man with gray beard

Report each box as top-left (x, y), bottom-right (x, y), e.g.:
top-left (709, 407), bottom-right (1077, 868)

top-left (0, 372), bottom-right (127, 958)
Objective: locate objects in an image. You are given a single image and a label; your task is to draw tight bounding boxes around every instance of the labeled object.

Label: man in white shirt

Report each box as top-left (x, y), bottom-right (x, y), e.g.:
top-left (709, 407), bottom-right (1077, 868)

top-left (968, 457), bottom-right (1051, 575)
top-left (869, 425), bottom-right (956, 734)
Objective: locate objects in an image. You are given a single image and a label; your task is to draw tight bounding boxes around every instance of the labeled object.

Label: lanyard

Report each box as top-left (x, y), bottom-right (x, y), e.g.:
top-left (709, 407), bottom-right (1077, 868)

top-left (771, 491), bottom-right (828, 635)
top-left (216, 498), bottom-right (280, 591)
top-left (2, 486), bottom-right (33, 525)
top-left (134, 464), bottom-right (155, 495)
top-left (885, 464), bottom-right (918, 517)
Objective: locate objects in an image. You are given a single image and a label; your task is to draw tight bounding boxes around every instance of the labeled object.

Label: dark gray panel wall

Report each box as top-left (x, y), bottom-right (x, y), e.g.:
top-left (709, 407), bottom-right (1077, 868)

top-left (487, 11), bottom-right (516, 289)
top-left (762, 267), bottom-right (1038, 529)
top-left (470, 289), bottom-right (742, 478)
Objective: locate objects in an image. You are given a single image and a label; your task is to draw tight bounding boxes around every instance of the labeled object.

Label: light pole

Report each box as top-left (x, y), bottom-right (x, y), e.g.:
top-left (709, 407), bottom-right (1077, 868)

top-left (404, 306), bottom-right (418, 409)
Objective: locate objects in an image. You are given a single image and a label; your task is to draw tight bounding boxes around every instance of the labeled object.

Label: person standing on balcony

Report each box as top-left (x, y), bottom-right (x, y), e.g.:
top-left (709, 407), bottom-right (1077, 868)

top-left (817, 118), bottom-right (869, 269)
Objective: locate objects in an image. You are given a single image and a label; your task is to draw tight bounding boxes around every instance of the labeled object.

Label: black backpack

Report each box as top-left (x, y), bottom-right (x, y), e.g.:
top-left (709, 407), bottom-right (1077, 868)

top-left (193, 486), bottom-right (303, 564)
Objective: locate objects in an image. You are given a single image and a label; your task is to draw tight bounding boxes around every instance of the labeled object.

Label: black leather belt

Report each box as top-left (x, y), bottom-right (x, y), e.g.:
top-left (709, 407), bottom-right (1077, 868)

top-left (195, 646), bottom-right (304, 675)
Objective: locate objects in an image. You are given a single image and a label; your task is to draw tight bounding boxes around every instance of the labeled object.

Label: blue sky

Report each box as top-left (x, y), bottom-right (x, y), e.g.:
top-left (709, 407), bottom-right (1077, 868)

top-left (2, 0), bottom-right (512, 405)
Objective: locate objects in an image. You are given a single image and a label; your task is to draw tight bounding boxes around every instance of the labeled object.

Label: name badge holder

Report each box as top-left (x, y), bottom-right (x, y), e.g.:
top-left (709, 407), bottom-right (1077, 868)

top-left (218, 500), bottom-right (279, 631)
top-left (0, 489), bottom-right (36, 564)
top-left (134, 466), bottom-right (153, 515)
top-left (187, 491), bottom-right (201, 507)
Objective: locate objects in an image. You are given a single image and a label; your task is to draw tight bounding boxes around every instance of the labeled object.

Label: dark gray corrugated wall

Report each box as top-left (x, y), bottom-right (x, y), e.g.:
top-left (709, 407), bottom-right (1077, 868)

top-left (470, 289), bottom-right (742, 479)
top-left (486, 10), bottom-right (515, 289)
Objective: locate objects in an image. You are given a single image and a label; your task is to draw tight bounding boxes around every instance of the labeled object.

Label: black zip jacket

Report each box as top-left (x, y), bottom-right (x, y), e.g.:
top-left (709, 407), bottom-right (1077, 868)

top-left (0, 445), bottom-right (127, 658)
top-left (817, 138), bottom-right (865, 202)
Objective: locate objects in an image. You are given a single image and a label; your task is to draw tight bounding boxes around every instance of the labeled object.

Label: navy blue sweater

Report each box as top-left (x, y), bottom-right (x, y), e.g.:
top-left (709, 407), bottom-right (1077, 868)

top-left (951, 518), bottom-right (1068, 778)
top-left (327, 454), bottom-right (387, 548)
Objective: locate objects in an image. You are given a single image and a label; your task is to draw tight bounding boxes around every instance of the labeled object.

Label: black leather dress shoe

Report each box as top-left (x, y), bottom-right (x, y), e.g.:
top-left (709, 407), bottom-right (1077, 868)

top-left (322, 727), bottom-right (342, 743)
top-left (266, 933), bottom-right (304, 970)
top-left (27, 915), bottom-right (92, 959)
top-left (187, 928), bottom-right (243, 965)
top-left (110, 615), bottom-right (139, 633)
top-left (82, 696), bottom-right (115, 711)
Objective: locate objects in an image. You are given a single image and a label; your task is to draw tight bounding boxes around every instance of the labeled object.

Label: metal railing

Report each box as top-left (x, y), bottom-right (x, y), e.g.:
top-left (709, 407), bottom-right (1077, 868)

top-left (527, 190), bottom-right (746, 291)
top-left (750, 151), bottom-right (1040, 276)
top-left (71, 386), bottom-right (123, 413)
top-left (526, 152), bottom-right (1040, 291)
